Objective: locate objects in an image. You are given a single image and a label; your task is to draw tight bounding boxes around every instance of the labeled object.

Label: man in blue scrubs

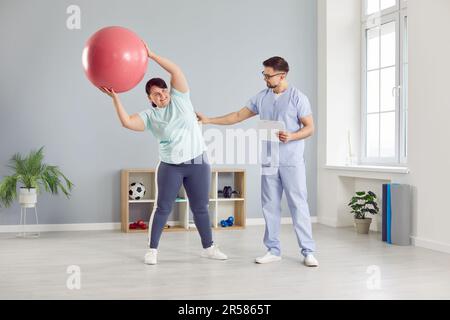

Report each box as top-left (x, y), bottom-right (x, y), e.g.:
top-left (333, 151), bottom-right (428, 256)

top-left (197, 57), bottom-right (318, 267)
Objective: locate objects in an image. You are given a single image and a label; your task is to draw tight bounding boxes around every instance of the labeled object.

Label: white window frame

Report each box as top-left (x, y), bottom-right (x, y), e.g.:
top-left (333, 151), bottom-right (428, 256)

top-left (362, 0), bottom-right (399, 20)
top-left (360, 0), bottom-right (408, 166)
top-left (399, 7), bottom-right (408, 164)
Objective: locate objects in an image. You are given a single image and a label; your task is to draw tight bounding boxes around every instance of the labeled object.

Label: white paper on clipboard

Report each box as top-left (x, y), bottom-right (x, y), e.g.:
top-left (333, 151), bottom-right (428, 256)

top-left (257, 120), bottom-right (286, 142)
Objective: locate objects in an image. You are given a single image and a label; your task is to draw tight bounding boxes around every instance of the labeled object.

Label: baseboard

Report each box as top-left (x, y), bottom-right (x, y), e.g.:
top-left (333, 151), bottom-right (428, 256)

top-left (0, 223), bottom-right (121, 233)
top-left (0, 217), bottom-right (318, 233)
top-left (411, 236), bottom-right (450, 254)
top-left (246, 217), bottom-right (318, 226)
top-left (316, 216), bottom-right (339, 227)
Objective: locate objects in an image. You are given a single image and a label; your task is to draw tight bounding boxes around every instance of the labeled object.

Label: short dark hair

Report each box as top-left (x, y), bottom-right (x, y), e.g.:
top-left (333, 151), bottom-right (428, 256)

top-left (263, 56), bottom-right (290, 73)
top-left (145, 78), bottom-right (168, 108)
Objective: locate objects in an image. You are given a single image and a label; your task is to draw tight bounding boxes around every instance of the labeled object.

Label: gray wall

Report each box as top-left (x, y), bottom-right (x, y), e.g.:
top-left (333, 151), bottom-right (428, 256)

top-left (0, 0), bottom-right (317, 225)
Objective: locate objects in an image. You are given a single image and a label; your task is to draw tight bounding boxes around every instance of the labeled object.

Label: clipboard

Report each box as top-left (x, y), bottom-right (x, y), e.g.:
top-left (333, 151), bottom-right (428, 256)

top-left (257, 120), bottom-right (285, 142)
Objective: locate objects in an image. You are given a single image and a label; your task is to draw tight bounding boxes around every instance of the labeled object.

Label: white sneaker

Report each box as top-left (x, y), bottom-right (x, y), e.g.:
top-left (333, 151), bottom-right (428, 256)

top-left (144, 249), bottom-right (158, 265)
top-left (255, 252), bottom-right (282, 264)
top-left (304, 254), bottom-right (319, 267)
top-left (201, 245), bottom-right (228, 260)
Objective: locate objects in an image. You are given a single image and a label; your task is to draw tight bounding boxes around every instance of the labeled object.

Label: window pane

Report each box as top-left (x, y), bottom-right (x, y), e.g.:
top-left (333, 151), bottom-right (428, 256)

top-left (367, 114), bottom-right (380, 158)
top-left (366, 0), bottom-right (379, 15)
top-left (380, 0), bottom-right (397, 11)
top-left (381, 21), bottom-right (396, 67)
top-left (367, 28), bottom-right (380, 70)
top-left (403, 63), bottom-right (408, 111)
top-left (402, 61), bottom-right (408, 159)
top-left (402, 16), bottom-right (408, 159)
top-left (380, 67), bottom-right (396, 111)
top-left (403, 110), bottom-right (408, 157)
top-left (404, 16), bottom-right (408, 64)
top-left (367, 70), bottom-right (380, 113)
top-left (380, 112), bottom-right (396, 158)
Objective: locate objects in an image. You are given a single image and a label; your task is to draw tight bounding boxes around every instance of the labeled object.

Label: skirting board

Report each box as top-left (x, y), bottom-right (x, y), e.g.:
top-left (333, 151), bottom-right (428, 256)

top-left (411, 236), bottom-right (450, 255)
top-left (246, 217), bottom-right (318, 226)
top-left (4, 220), bottom-right (449, 255)
top-left (0, 217), bottom-right (318, 233)
top-left (0, 223), bottom-right (122, 233)
top-left (316, 216), bottom-right (339, 227)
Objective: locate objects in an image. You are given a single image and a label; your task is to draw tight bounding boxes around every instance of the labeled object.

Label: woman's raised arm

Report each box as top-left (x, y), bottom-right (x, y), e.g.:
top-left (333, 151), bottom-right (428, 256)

top-left (143, 41), bottom-right (189, 93)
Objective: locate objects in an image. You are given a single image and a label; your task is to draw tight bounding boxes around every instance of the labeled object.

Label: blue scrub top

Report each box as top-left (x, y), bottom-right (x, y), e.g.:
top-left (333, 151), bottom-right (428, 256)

top-left (247, 85), bottom-right (312, 167)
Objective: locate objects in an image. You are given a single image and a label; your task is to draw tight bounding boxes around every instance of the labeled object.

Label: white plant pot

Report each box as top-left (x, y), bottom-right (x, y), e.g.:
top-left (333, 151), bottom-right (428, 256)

top-left (19, 188), bottom-right (37, 208)
top-left (354, 218), bottom-right (372, 234)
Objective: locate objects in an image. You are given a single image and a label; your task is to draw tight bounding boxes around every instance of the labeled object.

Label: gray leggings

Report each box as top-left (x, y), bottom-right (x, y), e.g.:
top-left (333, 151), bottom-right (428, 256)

top-left (148, 152), bottom-right (213, 249)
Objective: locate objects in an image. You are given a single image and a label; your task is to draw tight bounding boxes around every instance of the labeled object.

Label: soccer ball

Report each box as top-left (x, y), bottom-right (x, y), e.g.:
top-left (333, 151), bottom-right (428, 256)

top-left (129, 182), bottom-right (146, 200)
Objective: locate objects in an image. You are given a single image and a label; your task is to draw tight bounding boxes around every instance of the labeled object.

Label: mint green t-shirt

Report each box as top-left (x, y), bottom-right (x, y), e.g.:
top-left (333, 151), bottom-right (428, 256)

top-left (139, 88), bottom-right (207, 164)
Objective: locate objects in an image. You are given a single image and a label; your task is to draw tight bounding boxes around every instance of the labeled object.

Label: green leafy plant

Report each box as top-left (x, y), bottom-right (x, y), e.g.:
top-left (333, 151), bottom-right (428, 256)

top-left (348, 191), bottom-right (379, 220)
top-left (0, 147), bottom-right (74, 208)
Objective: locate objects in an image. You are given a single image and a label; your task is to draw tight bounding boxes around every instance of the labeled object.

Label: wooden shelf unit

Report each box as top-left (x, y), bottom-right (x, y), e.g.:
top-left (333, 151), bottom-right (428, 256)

top-left (121, 168), bottom-right (246, 233)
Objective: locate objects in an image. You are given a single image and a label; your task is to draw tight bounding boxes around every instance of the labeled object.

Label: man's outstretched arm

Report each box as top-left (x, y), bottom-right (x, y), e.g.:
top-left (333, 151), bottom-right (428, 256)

top-left (196, 107), bottom-right (256, 125)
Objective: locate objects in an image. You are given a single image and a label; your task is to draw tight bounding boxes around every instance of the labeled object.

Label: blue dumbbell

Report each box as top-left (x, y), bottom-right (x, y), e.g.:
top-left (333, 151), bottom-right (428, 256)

top-left (220, 220), bottom-right (228, 228)
top-left (226, 216), bottom-right (234, 226)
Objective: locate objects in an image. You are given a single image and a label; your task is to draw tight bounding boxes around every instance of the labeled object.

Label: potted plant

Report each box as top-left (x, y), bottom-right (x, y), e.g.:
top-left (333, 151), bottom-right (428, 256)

top-left (0, 147), bottom-right (74, 209)
top-left (348, 191), bottom-right (379, 234)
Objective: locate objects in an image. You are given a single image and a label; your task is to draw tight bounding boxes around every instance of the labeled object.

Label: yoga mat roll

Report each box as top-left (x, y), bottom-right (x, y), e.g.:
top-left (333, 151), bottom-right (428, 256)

top-left (390, 184), bottom-right (412, 246)
top-left (387, 184), bottom-right (392, 244)
top-left (382, 184), bottom-right (387, 242)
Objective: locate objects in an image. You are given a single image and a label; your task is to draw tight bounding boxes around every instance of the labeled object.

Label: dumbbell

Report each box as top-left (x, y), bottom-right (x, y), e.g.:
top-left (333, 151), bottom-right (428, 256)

top-left (220, 216), bottom-right (235, 228)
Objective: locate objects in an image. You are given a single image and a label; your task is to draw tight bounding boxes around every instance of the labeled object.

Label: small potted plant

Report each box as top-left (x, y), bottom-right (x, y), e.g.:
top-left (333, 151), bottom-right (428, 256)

top-left (0, 147), bottom-right (74, 209)
top-left (348, 191), bottom-right (379, 234)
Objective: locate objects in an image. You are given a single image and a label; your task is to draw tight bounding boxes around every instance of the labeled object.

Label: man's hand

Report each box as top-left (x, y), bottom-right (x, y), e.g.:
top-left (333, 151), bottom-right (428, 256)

top-left (196, 112), bottom-right (210, 124)
top-left (99, 87), bottom-right (118, 99)
top-left (277, 131), bottom-right (295, 144)
top-left (143, 41), bottom-right (156, 60)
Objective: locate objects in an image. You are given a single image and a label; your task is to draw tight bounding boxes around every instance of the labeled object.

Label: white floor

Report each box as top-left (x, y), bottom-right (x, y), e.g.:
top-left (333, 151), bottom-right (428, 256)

top-left (1, 224), bottom-right (450, 300)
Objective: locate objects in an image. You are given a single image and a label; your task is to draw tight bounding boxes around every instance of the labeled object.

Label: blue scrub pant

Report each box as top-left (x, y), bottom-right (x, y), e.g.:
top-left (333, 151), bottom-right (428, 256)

top-left (261, 164), bottom-right (316, 257)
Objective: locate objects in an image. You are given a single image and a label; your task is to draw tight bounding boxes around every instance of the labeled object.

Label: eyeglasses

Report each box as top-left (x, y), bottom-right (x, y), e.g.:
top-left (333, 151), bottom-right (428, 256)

top-left (262, 71), bottom-right (286, 80)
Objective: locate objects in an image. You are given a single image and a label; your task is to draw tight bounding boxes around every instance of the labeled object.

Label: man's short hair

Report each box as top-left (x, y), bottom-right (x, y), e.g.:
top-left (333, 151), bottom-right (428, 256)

top-left (263, 56), bottom-right (289, 73)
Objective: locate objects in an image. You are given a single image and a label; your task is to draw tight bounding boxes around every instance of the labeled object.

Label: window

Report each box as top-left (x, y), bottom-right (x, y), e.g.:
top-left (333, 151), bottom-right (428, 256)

top-left (362, 0), bottom-right (408, 165)
top-left (366, 0), bottom-right (397, 15)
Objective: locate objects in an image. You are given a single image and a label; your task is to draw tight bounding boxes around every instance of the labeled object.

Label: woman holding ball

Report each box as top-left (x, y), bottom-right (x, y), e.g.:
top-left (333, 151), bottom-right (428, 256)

top-left (100, 42), bottom-right (227, 265)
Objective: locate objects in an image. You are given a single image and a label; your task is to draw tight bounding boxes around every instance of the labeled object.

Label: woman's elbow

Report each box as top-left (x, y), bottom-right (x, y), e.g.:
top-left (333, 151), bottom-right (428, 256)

top-left (122, 121), bottom-right (136, 131)
top-left (121, 121), bottom-right (130, 129)
top-left (123, 124), bottom-right (144, 132)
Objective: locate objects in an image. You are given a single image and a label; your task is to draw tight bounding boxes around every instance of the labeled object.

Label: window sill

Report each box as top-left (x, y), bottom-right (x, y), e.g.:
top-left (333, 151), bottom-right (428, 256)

top-left (325, 164), bottom-right (410, 175)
